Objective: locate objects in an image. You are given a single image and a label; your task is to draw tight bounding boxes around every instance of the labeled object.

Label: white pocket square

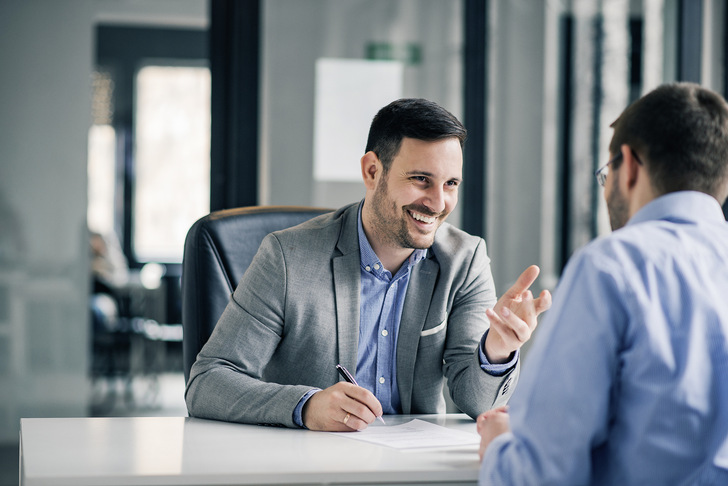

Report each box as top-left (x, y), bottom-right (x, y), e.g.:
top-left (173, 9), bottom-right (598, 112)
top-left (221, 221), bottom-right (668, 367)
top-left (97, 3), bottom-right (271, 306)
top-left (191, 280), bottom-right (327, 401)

top-left (420, 319), bottom-right (447, 337)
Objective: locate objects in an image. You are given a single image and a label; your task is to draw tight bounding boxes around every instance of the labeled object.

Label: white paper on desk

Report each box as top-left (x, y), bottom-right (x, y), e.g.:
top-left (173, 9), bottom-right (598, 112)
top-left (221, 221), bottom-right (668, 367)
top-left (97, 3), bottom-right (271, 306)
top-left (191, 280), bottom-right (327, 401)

top-left (332, 419), bottom-right (479, 451)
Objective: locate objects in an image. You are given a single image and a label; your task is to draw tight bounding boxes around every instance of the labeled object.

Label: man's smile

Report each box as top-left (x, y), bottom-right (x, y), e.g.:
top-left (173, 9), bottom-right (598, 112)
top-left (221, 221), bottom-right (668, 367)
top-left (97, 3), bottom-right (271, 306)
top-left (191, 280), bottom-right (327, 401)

top-left (408, 209), bottom-right (438, 226)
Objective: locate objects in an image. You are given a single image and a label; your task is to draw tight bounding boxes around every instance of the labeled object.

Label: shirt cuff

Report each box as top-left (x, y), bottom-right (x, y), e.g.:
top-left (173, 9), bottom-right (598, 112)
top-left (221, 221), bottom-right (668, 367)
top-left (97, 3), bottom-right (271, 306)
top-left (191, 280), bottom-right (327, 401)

top-left (479, 329), bottom-right (519, 376)
top-left (293, 388), bottom-right (321, 428)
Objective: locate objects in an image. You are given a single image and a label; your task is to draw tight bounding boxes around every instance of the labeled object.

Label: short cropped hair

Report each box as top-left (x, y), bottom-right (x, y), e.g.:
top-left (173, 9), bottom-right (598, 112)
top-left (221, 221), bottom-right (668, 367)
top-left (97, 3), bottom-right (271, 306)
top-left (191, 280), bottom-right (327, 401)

top-left (365, 98), bottom-right (467, 172)
top-left (609, 82), bottom-right (728, 203)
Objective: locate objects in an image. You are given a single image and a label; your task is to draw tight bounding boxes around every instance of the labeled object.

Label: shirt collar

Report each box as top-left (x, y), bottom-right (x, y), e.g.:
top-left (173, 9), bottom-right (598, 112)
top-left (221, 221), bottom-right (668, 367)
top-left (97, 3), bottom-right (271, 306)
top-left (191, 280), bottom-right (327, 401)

top-left (627, 191), bottom-right (725, 227)
top-left (357, 201), bottom-right (427, 276)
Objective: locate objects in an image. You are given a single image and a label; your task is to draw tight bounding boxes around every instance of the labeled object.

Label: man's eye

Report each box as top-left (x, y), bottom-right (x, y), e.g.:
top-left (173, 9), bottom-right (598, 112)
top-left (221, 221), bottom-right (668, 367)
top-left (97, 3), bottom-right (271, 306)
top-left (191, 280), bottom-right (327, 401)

top-left (446, 180), bottom-right (460, 187)
top-left (412, 176), bottom-right (428, 183)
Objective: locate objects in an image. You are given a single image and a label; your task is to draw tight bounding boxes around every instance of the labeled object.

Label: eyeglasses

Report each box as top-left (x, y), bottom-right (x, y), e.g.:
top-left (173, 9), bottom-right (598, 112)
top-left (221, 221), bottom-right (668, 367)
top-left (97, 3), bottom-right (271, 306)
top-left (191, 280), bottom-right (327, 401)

top-left (594, 154), bottom-right (621, 187)
top-left (594, 150), bottom-right (642, 187)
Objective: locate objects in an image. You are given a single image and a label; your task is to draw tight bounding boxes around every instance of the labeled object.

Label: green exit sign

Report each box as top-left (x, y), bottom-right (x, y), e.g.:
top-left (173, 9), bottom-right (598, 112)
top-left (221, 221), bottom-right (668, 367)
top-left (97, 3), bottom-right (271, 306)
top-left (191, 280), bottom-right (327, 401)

top-left (366, 42), bottom-right (422, 66)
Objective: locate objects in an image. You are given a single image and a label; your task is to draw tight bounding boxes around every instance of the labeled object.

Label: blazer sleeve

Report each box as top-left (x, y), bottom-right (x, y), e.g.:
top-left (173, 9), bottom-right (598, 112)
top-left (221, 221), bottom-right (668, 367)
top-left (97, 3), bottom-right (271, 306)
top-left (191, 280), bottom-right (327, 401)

top-left (443, 238), bottom-right (519, 417)
top-left (185, 233), bottom-right (315, 428)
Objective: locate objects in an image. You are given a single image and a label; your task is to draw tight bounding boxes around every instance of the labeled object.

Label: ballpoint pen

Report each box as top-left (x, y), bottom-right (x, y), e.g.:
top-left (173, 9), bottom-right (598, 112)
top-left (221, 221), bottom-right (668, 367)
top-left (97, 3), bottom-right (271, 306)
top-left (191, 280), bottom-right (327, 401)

top-left (336, 364), bottom-right (386, 425)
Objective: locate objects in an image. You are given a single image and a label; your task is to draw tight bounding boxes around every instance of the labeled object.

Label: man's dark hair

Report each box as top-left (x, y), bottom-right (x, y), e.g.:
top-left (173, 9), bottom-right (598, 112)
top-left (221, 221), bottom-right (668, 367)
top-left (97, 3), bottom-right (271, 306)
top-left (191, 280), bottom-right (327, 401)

top-left (365, 98), bottom-right (467, 172)
top-left (609, 82), bottom-right (728, 203)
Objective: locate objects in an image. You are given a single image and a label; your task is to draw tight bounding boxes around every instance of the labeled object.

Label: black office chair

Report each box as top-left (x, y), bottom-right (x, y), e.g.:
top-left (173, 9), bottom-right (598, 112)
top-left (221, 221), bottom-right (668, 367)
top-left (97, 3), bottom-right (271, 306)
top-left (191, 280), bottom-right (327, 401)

top-left (181, 206), bottom-right (332, 383)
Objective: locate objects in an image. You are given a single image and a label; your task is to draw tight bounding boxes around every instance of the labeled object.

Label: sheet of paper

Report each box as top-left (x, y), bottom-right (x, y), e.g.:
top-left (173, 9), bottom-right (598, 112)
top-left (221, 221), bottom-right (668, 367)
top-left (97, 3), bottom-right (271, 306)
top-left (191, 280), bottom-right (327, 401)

top-left (332, 419), bottom-right (479, 451)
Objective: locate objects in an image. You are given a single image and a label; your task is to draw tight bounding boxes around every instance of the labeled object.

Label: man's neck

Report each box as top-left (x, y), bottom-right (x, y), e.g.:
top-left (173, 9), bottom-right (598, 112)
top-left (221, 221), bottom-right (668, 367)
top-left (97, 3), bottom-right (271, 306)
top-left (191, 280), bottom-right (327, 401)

top-left (628, 174), bottom-right (658, 220)
top-left (363, 222), bottom-right (412, 274)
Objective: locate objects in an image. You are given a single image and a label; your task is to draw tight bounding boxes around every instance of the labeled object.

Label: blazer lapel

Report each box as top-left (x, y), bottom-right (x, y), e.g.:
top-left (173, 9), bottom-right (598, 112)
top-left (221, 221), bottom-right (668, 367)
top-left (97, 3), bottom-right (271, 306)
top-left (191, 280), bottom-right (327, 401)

top-left (396, 255), bottom-right (438, 413)
top-left (333, 204), bottom-right (362, 374)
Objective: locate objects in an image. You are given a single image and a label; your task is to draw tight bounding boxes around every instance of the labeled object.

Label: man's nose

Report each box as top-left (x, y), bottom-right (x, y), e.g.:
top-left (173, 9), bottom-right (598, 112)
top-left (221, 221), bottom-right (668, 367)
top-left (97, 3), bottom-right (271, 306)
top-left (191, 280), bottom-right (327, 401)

top-left (423, 186), bottom-right (446, 213)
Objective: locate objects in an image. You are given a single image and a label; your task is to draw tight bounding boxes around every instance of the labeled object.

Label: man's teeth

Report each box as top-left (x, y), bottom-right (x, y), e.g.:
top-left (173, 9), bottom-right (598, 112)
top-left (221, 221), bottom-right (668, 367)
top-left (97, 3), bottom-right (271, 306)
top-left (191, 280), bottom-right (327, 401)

top-left (411, 211), bottom-right (436, 224)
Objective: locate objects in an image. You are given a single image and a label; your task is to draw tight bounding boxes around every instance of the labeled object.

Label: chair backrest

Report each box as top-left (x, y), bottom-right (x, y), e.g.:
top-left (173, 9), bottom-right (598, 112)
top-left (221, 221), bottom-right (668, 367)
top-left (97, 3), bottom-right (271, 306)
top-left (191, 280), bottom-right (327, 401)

top-left (181, 205), bottom-right (332, 383)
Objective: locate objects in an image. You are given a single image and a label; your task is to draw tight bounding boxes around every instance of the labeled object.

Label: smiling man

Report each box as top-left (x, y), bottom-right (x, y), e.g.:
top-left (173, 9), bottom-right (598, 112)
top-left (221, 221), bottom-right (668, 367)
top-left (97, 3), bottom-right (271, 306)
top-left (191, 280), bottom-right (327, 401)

top-left (186, 98), bottom-right (551, 431)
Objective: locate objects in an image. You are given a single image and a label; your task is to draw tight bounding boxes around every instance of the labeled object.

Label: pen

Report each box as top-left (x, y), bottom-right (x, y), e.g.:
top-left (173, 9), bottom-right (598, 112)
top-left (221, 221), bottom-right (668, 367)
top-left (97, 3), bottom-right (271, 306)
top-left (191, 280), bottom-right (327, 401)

top-left (336, 364), bottom-right (386, 425)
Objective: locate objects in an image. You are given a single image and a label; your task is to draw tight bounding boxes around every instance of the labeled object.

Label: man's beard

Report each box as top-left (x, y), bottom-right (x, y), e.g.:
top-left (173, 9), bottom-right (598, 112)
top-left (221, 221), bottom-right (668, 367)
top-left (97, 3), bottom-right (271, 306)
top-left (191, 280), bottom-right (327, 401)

top-left (607, 182), bottom-right (630, 231)
top-left (369, 178), bottom-right (441, 250)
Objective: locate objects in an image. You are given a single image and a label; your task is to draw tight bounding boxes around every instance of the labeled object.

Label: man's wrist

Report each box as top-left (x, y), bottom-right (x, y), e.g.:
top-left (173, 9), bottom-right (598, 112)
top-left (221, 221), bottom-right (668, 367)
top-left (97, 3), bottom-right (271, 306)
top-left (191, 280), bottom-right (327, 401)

top-left (483, 328), bottom-right (513, 363)
top-left (479, 330), bottom-right (518, 376)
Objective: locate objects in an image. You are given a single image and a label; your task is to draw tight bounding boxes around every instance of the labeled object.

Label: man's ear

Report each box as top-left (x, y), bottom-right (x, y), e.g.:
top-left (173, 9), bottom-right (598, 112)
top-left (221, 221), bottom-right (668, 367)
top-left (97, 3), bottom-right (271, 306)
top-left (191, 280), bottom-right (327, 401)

top-left (620, 144), bottom-right (640, 190)
top-left (361, 151), bottom-right (381, 190)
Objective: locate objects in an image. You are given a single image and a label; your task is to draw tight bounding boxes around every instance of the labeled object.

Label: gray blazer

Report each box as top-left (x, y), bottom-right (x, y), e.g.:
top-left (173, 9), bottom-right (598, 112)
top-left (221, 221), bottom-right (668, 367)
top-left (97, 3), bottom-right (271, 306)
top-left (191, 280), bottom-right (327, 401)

top-left (185, 202), bottom-right (518, 427)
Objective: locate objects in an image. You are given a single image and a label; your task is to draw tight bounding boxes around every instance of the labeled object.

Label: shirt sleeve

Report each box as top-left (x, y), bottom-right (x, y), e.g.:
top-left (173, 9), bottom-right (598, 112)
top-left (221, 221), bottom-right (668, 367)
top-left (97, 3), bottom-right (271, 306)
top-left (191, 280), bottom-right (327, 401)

top-left (292, 389), bottom-right (321, 428)
top-left (478, 329), bottom-right (519, 376)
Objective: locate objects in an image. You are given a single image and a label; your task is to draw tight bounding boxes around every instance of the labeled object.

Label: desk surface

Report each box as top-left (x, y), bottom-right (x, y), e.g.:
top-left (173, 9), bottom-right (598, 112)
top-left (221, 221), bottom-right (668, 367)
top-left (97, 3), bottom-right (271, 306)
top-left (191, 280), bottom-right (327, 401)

top-left (20, 414), bottom-right (480, 486)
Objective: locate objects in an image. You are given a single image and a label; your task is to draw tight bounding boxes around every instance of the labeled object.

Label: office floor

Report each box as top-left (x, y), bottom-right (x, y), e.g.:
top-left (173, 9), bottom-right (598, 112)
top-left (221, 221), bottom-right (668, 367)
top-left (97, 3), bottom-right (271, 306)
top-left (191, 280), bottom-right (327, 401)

top-left (2, 372), bottom-right (187, 486)
top-left (0, 444), bottom-right (17, 486)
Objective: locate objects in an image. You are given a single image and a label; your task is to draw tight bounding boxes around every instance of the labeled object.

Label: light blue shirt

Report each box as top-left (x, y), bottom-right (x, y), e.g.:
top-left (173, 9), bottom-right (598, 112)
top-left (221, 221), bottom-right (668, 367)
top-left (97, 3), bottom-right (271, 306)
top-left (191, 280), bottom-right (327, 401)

top-left (356, 207), bottom-right (428, 414)
top-left (481, 191), bottom-right (728, 485)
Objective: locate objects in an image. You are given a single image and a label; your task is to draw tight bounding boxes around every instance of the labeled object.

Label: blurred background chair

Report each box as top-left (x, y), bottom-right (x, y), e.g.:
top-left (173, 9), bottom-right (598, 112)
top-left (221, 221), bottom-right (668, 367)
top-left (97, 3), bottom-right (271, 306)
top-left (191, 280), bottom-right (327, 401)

top-left (90, 230), bottom-right (184, 414)
top-left (181, 206), bottom-right (332, 383)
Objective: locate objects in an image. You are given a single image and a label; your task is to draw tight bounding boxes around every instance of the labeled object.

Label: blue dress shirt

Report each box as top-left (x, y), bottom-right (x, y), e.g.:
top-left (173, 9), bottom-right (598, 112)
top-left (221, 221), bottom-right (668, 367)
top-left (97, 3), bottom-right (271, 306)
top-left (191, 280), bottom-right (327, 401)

top-left (481, 191), bottom-right (728, 485)
top-left (356, 209), bottom-right (428, 414)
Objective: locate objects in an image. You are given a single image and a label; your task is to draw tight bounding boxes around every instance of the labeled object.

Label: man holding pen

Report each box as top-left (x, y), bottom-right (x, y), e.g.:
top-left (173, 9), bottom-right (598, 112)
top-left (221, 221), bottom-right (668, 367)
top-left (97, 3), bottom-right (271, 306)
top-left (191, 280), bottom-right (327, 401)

top-left (186, 98), bottom-right (551, 431)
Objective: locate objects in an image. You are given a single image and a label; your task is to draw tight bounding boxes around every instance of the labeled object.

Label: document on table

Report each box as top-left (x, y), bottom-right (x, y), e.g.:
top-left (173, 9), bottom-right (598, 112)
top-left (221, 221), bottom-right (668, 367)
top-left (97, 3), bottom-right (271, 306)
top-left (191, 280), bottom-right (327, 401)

top-left (332, 419), bottom-right (480, 451)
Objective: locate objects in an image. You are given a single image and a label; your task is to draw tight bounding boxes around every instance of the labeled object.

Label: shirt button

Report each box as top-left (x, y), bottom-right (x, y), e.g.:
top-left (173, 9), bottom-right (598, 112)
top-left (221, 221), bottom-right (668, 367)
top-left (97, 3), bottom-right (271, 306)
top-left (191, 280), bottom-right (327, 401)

top-left (365, 265), bottom-right (371, 272)
top-left (374, 263), bottom-right (380, 270)
top-left (379, 377), bottom-right (385, 384)
top-left (381, 329), bottom-right (388, 337)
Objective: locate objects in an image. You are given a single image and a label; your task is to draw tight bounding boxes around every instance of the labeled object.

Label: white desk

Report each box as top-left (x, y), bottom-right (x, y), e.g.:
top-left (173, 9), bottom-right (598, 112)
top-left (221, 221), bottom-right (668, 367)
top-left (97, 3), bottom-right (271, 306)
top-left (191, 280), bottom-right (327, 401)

top-left (20, 414), bottom-right (480, 485)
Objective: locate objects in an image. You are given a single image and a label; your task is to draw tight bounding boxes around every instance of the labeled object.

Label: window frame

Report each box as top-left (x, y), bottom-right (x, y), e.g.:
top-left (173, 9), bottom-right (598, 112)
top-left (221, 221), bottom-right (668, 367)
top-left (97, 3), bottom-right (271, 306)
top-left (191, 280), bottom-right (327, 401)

top-left (95, 25), bottom-right (209, 269)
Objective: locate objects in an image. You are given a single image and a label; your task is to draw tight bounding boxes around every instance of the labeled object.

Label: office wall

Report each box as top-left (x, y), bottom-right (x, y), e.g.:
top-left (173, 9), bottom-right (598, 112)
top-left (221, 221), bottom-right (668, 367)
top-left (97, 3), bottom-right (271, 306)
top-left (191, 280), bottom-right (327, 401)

top-left (486, 1), bottom-right (555, 295)
top-left (0, 0), bottom-right (94, 445)
top-left (261, 0), bottom-right (464, 228)
top-left (0, 0), bottom-right (206, 445)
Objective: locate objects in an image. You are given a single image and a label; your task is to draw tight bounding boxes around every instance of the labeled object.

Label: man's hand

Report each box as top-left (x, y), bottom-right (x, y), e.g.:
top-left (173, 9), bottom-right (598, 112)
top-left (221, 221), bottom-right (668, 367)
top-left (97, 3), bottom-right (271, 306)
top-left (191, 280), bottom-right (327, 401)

top-left (477, 406), bottom-right (511, 461)
top-left (485, 265), bottom-right (552, 363)
top-left (302, 382), bottom-right (383, 431)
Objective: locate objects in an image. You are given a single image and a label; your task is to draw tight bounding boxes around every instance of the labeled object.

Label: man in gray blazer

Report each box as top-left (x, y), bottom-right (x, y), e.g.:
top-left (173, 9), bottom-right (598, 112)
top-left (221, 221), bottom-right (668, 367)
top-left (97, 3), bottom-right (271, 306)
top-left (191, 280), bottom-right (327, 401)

top-left (186, 98), bottom-right (551, 431)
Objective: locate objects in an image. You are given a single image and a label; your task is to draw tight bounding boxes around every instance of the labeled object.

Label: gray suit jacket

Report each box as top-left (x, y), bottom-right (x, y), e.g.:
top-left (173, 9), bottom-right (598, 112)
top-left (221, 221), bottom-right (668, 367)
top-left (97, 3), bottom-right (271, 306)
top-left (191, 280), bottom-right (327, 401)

top-left (185, 202), bottom-right (518, 427)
